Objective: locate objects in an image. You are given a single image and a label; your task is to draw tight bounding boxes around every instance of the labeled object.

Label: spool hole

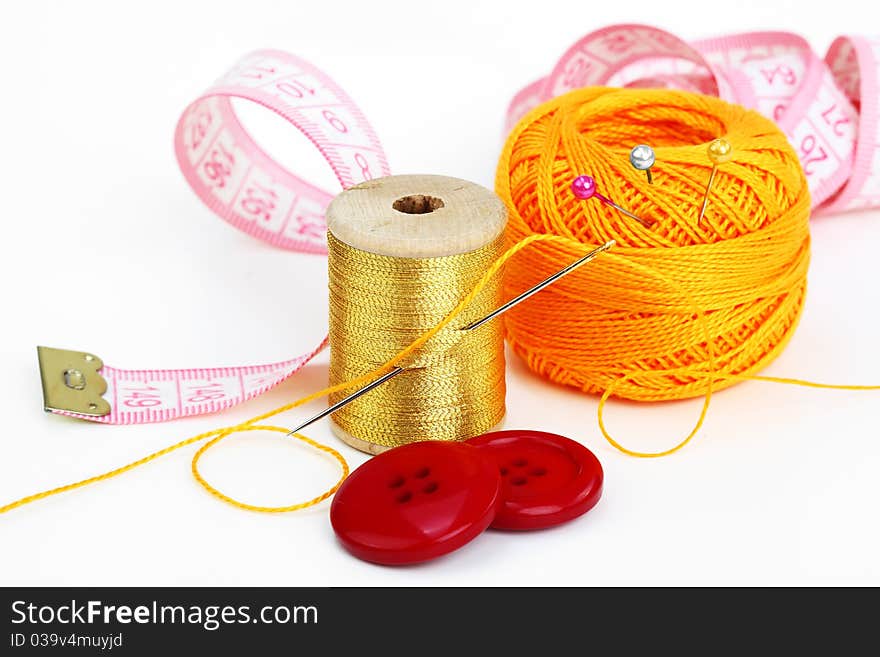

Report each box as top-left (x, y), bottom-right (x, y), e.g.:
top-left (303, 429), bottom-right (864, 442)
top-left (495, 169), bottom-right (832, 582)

top-left (392, 194), bottom-right (445, 214)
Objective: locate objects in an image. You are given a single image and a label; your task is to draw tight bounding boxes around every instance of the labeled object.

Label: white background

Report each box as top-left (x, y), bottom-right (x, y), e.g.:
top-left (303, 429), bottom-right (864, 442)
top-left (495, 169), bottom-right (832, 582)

top-left (1, 0), bottom-right (878, 586)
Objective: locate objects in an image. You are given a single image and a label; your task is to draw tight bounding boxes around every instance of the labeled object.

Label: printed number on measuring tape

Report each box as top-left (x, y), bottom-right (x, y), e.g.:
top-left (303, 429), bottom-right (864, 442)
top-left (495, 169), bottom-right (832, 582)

top-left (38, 26), bottom-right (880, 424)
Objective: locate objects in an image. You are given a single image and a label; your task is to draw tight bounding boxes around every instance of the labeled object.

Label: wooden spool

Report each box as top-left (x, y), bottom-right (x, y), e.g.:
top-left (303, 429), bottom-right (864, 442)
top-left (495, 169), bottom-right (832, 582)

top-left (326, 174), bottom-right (508, 454)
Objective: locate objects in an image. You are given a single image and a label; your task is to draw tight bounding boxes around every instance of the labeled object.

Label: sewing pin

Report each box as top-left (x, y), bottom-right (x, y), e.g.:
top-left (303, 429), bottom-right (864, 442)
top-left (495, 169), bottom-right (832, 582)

top-left (286, 239), bottom-right (616, 436)
top-left (571, 175), bottom-right (653, 228)
top-left (629, 144), bottom-right (655, 184)
top-left (698, 138), bottom-right (733, 224)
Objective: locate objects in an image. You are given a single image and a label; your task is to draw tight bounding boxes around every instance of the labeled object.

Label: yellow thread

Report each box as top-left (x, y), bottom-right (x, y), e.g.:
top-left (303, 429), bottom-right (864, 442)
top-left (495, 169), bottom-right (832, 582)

top-left (191, 426), bottom-right (349, 513)
top-left (2, 231), bottom-right (878, 513)
top-left (327, 231), bottom-right (506, 448)
top-left (0, 234), bottom-right (553, 515)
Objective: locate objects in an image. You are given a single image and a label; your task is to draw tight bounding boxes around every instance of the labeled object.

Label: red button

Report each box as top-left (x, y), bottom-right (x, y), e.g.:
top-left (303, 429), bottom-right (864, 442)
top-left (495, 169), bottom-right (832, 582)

top-left (330, 441), bottom-right (501, 565)
top-left (467, 430), bottom-right (603, 530)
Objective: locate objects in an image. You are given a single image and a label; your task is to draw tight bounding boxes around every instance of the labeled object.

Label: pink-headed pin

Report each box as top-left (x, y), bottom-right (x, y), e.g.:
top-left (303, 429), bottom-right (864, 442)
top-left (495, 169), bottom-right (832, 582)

top-left (571, 175), bottom-right (652, 228)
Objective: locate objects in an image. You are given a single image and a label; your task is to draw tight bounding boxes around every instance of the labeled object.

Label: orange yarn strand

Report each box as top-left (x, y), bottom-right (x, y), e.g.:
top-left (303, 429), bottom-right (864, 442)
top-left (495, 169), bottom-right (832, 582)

top-left (495, 86), bottom-right (880, 456)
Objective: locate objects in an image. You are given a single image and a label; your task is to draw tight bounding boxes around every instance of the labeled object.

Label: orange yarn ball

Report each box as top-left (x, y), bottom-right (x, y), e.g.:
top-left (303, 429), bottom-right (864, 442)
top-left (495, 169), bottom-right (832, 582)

top-left (496, 87), bottom-right (812, 401)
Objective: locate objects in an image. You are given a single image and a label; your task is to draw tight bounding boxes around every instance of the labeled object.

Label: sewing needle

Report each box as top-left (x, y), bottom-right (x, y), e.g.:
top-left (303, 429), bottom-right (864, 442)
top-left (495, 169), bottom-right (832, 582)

top-left (287, 239), bottom-right (615, 436)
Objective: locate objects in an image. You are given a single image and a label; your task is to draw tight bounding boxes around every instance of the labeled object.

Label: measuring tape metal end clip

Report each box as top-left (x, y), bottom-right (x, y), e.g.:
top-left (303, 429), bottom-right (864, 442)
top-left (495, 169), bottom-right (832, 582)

top-left (37, 346), bottom-right (111, 417)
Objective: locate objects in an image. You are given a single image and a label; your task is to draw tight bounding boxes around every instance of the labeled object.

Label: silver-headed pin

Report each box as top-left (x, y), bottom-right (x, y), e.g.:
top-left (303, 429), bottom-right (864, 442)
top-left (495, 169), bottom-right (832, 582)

top-left (571, 175), bottom-right (653, 228)
top-left (629, 144), bottom-right (656, 184)
top-left (698, 138), bottom-right (733, 224)
top-left (286, 239), bottom-right (616, 436)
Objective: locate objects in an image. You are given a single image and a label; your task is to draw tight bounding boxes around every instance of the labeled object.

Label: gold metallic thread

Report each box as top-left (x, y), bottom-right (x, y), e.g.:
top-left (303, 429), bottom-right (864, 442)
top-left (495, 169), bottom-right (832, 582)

top-left (327, 231), bottom-right (506, 448)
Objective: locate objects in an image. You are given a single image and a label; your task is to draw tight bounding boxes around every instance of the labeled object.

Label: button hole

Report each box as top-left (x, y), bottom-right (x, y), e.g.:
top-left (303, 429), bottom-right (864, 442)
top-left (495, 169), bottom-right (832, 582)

top-left (530, 467), bottom-right (547, 477)
top-left (512, 459), bottom-right (527, 468)
top-left (396, 491), bottom-right (413, 504)
top-left (414, 467), bottom-right (430, 479)
top-left (423, 482), bottom-right (439, 494)
top-left (511, 477), bottom-right (527, 486)
top-left (500, 467), bottom-right (509, 476)
top-left (389, 476), bottom-right (405, 489)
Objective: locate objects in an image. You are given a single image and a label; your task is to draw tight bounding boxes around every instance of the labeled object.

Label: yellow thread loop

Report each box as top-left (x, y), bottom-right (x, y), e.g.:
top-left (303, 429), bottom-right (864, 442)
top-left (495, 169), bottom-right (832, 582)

top-left (191, 426), bottom-right (349, 513)
top-left (0, 234), bottom-right (577, 515)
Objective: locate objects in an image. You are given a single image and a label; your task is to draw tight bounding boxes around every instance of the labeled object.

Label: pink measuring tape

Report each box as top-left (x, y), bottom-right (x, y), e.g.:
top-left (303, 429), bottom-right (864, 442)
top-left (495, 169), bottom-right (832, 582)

top-left (38, 25), bottom-right (880, 425)
top-left (39, 52), bottom-right (390, 424)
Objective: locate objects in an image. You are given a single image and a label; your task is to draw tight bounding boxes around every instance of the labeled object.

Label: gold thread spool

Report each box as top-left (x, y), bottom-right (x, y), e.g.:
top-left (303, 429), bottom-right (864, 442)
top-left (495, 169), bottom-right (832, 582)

top-left (326, 175), bottom-right (508, 454)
